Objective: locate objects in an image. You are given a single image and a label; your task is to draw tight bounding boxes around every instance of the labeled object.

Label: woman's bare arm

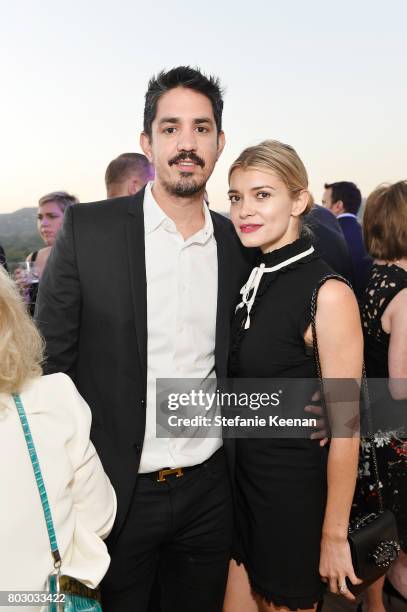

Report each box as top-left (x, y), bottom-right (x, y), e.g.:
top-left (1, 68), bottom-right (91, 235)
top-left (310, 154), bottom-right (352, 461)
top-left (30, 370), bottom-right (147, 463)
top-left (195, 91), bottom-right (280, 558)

top-left (383, 288), bottom-right (407, 399)
top-left (314, 280), bottom-right (363, 597)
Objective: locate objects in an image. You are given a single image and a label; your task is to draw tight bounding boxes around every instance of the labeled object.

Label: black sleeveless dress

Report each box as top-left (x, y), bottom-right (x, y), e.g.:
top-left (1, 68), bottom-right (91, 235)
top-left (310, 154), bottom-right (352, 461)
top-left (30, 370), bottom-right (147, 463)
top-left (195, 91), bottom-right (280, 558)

top-left (28, 250), bottom-right (39, 317)
top-left (355, 263), bottom-right (407, 552)
top-left (229, 237), bottom-right (335, 610)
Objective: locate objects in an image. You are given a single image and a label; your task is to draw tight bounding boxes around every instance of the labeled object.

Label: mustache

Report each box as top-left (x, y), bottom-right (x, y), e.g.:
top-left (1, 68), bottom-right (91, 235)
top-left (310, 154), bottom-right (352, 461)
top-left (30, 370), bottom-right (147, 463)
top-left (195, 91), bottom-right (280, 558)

top-left (168, 151), bottom-right (205, 168)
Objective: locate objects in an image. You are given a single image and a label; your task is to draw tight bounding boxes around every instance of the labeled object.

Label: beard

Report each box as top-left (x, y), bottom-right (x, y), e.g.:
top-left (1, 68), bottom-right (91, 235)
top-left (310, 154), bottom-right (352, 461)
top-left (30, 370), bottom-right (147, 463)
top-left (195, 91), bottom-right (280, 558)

top-left (162, 173), bottom-right (206, 198)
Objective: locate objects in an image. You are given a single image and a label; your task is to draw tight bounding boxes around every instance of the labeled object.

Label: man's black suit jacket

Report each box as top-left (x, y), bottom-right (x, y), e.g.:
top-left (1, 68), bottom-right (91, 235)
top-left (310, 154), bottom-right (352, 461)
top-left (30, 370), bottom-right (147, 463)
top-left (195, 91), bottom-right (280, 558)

top-left (35, 188), bottom-right (254, 540)
top-left (307, 204), bottom-right (343, 235)
top-left (338, 215), bottom-right (372, 298)
top-left (305, 208), bottom-right (354, 285)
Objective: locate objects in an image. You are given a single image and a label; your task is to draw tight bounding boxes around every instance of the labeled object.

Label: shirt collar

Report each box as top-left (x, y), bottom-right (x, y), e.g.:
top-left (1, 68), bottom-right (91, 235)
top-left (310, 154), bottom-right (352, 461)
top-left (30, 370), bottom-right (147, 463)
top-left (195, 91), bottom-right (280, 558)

top-left (143, 181), bottom-right (214, 243)
top-left (143, 181), bottom-right (167, 235)
top-left (337, 212), bottom-right (358, 220)
top-left (191, 197), bottom-right (214, 245)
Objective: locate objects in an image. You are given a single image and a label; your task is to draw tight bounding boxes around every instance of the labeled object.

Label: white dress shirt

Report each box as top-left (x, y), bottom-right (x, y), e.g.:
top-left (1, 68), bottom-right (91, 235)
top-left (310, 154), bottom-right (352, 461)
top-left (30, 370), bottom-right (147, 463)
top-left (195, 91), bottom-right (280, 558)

top-left (0, 373), bottom-right (116, 607)
top-left (139, 182), bottom-right (222, 473)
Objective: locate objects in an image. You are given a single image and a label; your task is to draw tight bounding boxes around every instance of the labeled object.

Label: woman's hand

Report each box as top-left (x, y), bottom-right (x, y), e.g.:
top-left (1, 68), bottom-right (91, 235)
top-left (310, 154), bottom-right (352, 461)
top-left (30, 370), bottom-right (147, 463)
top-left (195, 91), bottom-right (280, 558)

top-left (319, 534), bottom-right (362, 601)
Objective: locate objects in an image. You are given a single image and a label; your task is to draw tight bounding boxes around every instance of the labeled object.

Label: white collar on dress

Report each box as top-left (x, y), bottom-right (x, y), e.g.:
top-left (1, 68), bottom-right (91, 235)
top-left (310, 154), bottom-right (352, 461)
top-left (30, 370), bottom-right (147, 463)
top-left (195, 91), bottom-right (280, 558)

top-left (236, 246), bottom-right (315, 330)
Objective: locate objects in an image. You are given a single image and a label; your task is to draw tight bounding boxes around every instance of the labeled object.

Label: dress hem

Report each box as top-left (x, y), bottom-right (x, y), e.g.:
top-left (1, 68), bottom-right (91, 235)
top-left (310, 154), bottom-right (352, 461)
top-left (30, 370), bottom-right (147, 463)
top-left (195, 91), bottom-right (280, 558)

top-left (232, 556), bottom-right (324, 611)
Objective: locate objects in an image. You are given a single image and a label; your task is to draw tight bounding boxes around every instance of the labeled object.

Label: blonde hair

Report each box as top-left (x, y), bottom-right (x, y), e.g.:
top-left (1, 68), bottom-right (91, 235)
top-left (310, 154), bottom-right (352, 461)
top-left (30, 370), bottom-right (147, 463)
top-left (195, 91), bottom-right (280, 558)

top-left (39, 191), bottom-right (79, 213)
top-left (0, 267), bottom-right (44, 398)
top-left (363, 181), bottom-right (407, 260)
top-left (229, 139), bottom-right (314, 214)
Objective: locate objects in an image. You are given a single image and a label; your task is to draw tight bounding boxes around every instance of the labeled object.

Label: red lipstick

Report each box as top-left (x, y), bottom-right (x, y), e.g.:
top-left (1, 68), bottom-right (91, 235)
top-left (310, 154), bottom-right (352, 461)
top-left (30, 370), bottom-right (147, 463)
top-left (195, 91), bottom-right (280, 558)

top-left (240, 224), bottom-right (262, 233)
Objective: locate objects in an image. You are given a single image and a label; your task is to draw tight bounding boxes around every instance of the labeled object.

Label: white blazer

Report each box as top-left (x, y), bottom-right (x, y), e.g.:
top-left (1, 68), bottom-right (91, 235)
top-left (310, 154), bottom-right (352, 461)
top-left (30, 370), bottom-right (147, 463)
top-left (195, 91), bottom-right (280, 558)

top-left (0, 373), bottom-right (117, 600)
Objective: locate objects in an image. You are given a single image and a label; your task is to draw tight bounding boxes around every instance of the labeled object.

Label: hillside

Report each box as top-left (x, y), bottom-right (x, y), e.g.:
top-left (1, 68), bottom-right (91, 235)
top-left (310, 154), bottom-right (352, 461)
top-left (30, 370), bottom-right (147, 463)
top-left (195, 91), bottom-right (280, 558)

top-left (0, 207), bottom-right (38, 236)
top-left (0, 208), bottom-right (43, 264)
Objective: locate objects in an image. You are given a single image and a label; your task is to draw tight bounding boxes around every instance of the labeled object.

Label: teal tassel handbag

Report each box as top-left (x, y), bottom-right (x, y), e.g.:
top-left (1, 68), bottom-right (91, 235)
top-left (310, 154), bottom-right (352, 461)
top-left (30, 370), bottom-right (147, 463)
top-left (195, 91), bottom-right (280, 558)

top-left (13, 393), bottom-right (103, 611)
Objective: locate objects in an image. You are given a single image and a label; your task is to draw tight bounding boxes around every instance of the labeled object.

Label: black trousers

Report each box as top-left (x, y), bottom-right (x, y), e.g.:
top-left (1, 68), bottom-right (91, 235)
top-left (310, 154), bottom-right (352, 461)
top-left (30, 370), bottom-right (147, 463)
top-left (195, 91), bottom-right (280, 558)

top-left (102, 448), bottom-right (233, 612)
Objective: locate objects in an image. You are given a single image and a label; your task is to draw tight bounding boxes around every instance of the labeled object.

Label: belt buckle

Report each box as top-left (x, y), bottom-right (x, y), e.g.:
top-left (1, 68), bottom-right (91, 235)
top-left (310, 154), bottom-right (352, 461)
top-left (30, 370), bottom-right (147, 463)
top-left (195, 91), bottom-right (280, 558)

top-left (157, 467), bottom-right (184, 482)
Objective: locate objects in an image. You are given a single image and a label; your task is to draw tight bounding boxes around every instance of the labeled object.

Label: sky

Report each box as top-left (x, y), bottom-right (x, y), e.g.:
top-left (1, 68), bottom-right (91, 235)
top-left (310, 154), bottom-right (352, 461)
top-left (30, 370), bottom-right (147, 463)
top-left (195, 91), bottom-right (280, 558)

top-left (1, 0), bottom-right (406, 214)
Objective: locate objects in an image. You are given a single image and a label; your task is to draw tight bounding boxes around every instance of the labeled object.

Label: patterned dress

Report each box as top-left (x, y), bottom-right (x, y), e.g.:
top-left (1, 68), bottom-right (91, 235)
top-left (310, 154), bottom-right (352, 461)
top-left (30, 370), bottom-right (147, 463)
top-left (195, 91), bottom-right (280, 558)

top-left (354, 263), bottom-right (407, 551)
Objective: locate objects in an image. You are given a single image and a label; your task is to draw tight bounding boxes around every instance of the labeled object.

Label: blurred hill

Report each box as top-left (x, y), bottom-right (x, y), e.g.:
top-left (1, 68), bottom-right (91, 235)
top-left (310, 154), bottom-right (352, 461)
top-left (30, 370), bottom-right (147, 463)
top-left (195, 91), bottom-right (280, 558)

top-left (0, 208), bottom-right (43, 264)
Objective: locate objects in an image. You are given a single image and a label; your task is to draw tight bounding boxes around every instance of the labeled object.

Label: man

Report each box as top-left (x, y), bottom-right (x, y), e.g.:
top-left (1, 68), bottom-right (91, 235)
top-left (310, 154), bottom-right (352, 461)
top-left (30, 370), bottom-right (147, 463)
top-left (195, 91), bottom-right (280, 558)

top-left (0, 244), bottom-right (7, 270)
top-left (305, 204), bottom-right (354, 284)
top-left (36, 66), bottom-right (253, 612)
top-left (322, 181), bottom-right (371, 297)
top-left (308, 202), bottom-right (343, 235)
top-left (105, 152), bottom-right (154, 197)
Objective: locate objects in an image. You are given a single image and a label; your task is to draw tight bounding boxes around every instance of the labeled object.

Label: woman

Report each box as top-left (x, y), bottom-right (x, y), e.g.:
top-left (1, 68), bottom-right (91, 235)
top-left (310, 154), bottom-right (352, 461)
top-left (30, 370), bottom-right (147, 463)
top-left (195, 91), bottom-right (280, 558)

top-left (0, 243), bottom-right (7, 270)
top-left (355, 181), bottom-right (407, 612)
top-left (223, 140), bottom-right (363, 612)
top-left (28, 191), bottom-right (79, 275)
top-left (23, 191), bottom-right (78, 314)
top-left (0, 266), bottom-right (116, 608)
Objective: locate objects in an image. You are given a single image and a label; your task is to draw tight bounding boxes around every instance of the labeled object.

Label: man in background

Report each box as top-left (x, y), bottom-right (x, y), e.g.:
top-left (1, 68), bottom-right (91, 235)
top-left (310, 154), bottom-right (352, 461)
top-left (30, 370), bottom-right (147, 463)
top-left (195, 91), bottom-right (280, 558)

top-left (305, 204), bottom-right (354, 285)
top-left (322, 181), bottom-right (371, 297)
top-left (105, 152), bottom-right (154, 197)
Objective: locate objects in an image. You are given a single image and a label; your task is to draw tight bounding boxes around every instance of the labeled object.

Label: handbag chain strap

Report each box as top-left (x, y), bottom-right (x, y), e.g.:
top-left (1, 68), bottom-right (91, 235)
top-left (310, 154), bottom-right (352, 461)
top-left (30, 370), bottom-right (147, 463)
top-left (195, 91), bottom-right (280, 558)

top-left (12, 393), bottom-right (62, 567)
top-left (310, 274), bottom-right (384, 514)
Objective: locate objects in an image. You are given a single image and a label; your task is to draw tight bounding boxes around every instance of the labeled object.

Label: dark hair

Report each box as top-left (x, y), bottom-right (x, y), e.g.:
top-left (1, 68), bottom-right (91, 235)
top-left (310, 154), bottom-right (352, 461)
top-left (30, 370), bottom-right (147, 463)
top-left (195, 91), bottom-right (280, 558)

top-left (105, 153), bottom-right (153, 189)
top-left (324, 181), bottom-right (362, 215)
top-left (363, 181), bottom-right (407, 260)
top-left (143, 66), bottom-right (224, 138)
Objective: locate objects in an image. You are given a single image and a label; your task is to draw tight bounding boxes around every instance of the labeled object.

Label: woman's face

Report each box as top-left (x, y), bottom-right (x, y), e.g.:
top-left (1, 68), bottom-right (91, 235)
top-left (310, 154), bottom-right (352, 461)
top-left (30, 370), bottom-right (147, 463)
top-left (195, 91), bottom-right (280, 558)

top-left (37, 202), bottom-right (64, 246)
top-left (228, 167), bottom-right (307, 253)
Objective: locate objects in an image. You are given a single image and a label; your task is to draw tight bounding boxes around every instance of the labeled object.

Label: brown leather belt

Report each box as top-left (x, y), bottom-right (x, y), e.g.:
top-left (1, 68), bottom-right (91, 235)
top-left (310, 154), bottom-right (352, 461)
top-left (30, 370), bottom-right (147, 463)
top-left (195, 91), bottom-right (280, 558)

top-left (138, 448), bottom-right (222, 483)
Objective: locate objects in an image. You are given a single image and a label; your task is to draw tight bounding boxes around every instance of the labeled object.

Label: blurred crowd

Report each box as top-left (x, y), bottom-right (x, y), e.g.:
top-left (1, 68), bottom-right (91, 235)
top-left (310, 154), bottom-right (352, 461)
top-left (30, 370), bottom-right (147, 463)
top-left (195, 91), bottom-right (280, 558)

top-left (0, 160), bottom-right (376, 309)
top-left (0, 166), bottom-right (389, 316)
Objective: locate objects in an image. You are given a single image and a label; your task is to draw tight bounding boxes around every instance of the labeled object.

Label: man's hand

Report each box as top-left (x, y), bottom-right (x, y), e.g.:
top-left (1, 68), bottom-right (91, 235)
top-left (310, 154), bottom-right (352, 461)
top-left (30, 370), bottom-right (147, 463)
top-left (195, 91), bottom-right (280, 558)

top-left (305, 390), bottom-right (329, 447)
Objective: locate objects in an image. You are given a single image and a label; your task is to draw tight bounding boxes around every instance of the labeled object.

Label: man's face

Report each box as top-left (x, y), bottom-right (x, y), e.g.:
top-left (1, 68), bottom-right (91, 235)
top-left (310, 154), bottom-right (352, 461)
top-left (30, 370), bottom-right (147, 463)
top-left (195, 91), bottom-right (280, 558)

top-left (322, 188), bottom-right (333, 210)
top-left (322, 187), bottom-right (343, 216)
top-left (141, 87), bottom-right (225, 198)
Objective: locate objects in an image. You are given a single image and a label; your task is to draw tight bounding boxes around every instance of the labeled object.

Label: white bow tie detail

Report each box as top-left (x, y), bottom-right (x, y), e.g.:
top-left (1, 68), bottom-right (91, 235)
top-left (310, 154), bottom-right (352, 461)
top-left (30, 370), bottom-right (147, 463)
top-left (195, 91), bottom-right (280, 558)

top-left (235, 246), bottom-right (315, 329)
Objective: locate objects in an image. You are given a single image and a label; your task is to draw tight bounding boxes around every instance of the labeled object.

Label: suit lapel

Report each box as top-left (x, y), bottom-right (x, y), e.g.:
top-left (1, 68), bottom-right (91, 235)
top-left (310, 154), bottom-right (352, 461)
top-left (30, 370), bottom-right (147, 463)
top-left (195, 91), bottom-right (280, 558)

top-left (212, 214), bottom-right (233, 378)
top-left (126, 189), bottom-right (147, 392)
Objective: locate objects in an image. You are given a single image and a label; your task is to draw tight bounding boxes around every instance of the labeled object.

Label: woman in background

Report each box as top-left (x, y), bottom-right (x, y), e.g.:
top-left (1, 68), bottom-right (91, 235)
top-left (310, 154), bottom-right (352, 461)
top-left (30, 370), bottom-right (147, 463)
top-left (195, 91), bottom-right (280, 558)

top-left (223, 140), bottom-right (363, 612)
top-left (0, 266), bottom-right (116, 608)
top-left (22, 191), bottom-right (78, 314)
top-left (28, 190), bottom-right (79, 275)
top-left (356, 181), bottom-right (407, 612)
top-left (0, 243), bottom-right (7, 270)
